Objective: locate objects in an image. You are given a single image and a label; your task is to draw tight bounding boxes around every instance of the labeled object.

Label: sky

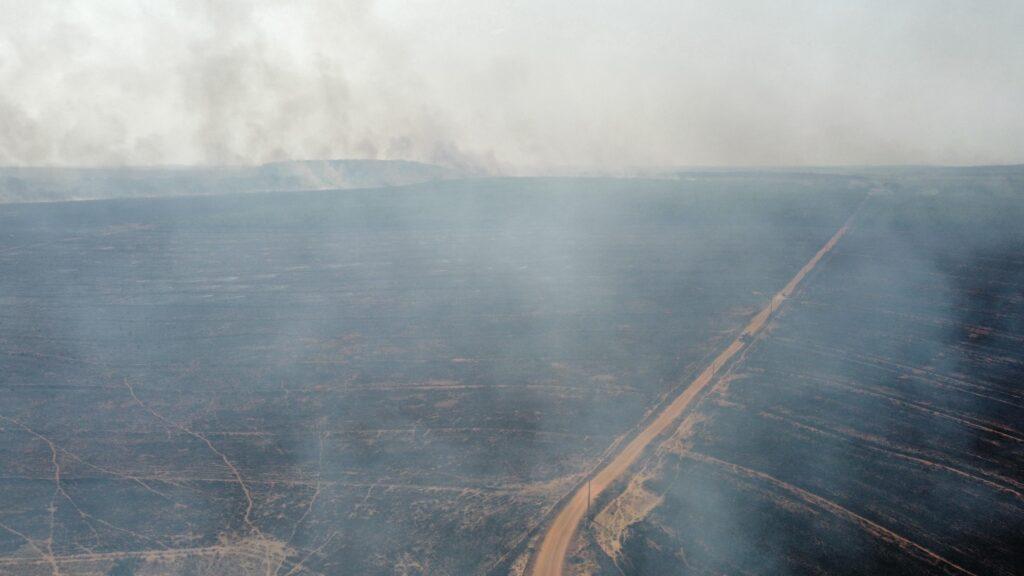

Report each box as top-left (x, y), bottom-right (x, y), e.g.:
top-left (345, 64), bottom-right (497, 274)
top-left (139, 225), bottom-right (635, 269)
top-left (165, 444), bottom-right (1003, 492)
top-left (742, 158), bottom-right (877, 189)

top-left (0, 0), bottom-right (1022, 171)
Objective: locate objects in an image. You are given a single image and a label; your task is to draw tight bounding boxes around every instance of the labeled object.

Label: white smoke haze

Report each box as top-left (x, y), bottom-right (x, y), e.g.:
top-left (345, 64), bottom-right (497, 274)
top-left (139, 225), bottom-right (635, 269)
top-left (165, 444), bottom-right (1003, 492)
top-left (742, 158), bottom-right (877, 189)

top-left (0, 0), bottom-right (1022, 170)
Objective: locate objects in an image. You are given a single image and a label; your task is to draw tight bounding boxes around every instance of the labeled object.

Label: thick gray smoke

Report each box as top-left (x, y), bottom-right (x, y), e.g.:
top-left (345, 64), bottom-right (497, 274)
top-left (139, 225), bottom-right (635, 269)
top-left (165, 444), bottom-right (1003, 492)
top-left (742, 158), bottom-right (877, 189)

top-left (0, 0), bottom-right (491, 170)
top-left (1, 1), bottom-right (1023, 170)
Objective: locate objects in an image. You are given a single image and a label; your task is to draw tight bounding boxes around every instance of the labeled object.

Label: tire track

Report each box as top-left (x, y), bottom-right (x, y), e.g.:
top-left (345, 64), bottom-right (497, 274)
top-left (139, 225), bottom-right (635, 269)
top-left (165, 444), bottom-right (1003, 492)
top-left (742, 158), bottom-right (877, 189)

top-left (687, 451), bottom-right (978, 576)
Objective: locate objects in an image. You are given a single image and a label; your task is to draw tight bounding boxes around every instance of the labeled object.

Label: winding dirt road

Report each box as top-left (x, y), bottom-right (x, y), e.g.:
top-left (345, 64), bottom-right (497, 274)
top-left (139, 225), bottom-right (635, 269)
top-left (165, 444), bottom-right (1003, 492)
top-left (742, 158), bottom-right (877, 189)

top-left (528, 216), bottom-right (855, 576)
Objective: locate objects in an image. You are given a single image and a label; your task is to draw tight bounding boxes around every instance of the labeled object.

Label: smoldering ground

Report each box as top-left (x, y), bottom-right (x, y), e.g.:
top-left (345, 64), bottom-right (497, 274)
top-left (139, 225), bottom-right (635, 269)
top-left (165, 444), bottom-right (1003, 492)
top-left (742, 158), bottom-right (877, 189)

top-left (593, 175), bottom-right (1024, 576)
top-left (0, 2), bottom-right (1023, 576)
top-left (0, 174), bottom-right (874, 575)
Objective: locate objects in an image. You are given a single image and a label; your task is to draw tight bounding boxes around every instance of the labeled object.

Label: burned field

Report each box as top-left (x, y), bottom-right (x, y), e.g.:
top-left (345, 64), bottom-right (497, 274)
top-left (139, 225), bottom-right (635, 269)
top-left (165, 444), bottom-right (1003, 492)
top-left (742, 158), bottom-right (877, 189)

top-left (576, 171), bottom-right (1024, 575)
top-left (0, 176), bottom-right (865, 575)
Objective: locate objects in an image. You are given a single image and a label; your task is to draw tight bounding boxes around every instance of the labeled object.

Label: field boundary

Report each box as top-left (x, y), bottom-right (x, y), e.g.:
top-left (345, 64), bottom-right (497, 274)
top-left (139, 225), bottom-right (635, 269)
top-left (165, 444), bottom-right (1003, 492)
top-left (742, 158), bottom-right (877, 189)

top-left (524, 197), bottom-right (866, 576)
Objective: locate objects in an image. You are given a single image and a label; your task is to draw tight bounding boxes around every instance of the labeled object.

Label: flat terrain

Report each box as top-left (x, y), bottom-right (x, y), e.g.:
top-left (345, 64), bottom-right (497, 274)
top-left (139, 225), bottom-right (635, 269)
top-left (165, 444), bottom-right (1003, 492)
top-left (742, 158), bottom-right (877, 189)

top-left (0, 176), bottom-right (865, 575)
top-left (530, 204), bottom-right (857, 576)
top-left (570, 169), bottom-right (1024, 575)
top-left (0, 160), bottom-right (456, 204)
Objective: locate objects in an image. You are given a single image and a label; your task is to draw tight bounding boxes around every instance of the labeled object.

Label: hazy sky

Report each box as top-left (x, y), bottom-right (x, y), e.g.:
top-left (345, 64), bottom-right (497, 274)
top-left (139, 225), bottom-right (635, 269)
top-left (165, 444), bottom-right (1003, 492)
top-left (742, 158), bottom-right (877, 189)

top-left (1, 0), bottom-right (1022, 170)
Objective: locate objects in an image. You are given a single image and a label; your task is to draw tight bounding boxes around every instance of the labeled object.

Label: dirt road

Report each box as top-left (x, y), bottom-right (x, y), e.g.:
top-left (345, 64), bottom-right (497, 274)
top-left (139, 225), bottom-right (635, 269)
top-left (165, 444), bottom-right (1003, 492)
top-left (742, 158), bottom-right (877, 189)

top-left (528, 218), bottom-right (855, 576)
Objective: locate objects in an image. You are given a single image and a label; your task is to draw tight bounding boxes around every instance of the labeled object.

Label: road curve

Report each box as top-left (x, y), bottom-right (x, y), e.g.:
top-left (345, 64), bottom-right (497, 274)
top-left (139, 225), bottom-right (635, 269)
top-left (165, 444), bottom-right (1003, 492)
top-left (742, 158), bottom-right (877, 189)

top-left (528, 217), bottom-right (855, 576)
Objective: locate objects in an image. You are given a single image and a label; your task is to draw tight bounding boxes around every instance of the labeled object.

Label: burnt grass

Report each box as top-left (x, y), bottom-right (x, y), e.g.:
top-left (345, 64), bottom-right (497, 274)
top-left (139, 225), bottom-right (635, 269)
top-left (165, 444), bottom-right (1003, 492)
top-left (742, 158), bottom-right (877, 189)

top-left (605, 172), bottom-right (1024, 575)
top-left (0, 176), bottom-right (865, 575)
